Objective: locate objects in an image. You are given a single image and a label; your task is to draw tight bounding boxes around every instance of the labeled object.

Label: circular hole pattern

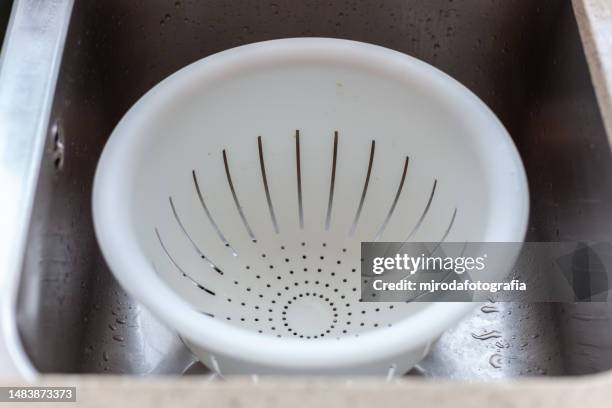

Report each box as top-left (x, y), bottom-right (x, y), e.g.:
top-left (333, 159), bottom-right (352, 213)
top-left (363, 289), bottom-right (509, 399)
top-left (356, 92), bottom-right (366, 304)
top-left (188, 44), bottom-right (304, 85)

top-left (198, 240), bottom-right (392, 338)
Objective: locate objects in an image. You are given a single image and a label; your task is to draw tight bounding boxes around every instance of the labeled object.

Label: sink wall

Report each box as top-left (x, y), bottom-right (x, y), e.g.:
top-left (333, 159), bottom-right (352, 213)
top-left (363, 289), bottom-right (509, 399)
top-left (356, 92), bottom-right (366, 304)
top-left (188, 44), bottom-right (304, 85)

top-left (16, 0), bottom-right (612, 376)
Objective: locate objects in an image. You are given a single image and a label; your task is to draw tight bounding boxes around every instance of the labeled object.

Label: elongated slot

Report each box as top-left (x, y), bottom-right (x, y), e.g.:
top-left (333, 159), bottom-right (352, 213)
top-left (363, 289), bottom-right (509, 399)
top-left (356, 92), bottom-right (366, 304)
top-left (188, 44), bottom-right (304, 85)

top-left (169, 196), bottom-right (223, 275)
top-left (223, 149), bottom-right (257, 242)
top-left (374, 156), bottom-right (410, 240)
top-left (192, 170), bottom-right (237, 256)
top-left (258, 136), bottom-right (280, 233)
top-left (350, 140), bottom-right (375, 235)
top-left (155, 228), bottom-right (215, 295)
top-left (405, 179), bottom-right (437, 240)
top-left (295, 130), bottom-right (304, 229)
top-left (325, 131), bottom-right (339, 231)
top-left (439, 207), bottom-right (457, 243)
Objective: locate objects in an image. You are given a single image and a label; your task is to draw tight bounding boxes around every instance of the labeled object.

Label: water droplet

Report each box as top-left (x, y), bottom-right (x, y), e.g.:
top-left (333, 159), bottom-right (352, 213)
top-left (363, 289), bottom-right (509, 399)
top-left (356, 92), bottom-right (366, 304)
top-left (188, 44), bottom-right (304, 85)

top-left (489, 353), bottom-right (503, 368)
top-left (471, 330), bottom-right (501, 340)
top-left (112, 335), bottom-right (124, 342)
top-left (116, 318), bottom-right (127, 325)
top-left (494, 340), bottom-right (510, 349)
top-left (102, 351), bottom-right (109, 361)
top-left (480, 305), bottom-right (499, 313)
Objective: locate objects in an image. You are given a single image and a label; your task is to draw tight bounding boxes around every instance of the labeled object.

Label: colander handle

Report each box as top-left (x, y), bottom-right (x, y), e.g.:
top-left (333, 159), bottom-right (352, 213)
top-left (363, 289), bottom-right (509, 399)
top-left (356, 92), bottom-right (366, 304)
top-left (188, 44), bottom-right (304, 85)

top-left (0, 0), bottom-right (75, 379)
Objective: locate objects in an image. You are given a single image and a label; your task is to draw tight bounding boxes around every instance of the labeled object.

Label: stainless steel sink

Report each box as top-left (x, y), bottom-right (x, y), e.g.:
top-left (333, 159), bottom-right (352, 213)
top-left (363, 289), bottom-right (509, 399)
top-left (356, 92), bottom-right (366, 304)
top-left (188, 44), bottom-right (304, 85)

top-left (3, 0), bottom-right (612, 378)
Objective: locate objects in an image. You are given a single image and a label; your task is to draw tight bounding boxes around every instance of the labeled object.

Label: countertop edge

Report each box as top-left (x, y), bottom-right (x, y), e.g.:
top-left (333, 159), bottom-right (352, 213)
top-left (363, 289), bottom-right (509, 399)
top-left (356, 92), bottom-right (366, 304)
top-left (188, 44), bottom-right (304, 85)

top-left (573, 0), bottom-right (612, 149)
top-left (0, 374), bottom-right (611, 407)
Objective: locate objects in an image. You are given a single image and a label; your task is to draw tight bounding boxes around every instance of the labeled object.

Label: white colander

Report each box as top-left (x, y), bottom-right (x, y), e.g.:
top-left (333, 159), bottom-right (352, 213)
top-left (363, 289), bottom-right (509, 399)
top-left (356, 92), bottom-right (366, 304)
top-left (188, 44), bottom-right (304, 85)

top-left (92, 38), bottom-right (529, 376)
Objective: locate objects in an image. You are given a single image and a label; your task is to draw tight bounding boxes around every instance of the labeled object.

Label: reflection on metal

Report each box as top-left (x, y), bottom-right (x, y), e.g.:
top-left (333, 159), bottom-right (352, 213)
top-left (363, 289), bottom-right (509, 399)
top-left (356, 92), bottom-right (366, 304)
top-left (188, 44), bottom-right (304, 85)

top-left (0, 0), bottom-right (75, 378)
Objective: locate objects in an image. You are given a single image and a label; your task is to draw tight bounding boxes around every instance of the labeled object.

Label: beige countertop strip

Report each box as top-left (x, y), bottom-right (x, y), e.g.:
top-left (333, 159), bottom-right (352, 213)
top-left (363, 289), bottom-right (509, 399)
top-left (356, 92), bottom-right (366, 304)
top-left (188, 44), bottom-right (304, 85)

top-left (0, 373), bottom-right (609, 408)
top-left (574, 0), bottom-right (612, 146)
top-left (2, 1), bottom-right (612, 406)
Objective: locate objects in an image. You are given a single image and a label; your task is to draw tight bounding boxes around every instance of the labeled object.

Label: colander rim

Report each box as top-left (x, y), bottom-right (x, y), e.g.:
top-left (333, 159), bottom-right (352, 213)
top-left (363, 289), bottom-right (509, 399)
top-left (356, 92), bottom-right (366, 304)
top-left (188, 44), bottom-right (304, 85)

top-left (93, 37), bottom-right (529, 371)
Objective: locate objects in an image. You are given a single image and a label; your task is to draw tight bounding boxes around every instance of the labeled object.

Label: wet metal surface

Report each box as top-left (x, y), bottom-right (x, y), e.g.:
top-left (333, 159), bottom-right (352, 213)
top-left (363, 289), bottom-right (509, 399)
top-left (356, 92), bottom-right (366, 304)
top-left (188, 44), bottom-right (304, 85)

top-left (13, 0), bottom-right (612, 376)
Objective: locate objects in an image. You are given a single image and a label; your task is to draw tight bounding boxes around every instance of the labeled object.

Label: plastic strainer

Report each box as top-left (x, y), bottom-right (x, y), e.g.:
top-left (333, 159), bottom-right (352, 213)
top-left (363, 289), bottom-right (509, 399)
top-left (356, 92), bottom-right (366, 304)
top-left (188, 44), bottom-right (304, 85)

top-left (93, 38), bottom-right (529, 376)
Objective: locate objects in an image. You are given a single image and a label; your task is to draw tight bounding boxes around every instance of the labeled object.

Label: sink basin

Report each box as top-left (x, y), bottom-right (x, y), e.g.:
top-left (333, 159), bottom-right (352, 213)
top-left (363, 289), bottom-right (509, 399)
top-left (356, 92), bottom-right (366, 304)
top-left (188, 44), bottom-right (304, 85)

top-left (0, 1), bottom-right (11, 45)
top-left (7, 0), bottom-right (612, 377)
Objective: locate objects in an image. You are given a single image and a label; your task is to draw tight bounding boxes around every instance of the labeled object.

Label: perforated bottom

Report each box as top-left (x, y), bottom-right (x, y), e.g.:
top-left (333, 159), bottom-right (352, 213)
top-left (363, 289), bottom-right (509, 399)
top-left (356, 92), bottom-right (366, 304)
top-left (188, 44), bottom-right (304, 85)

top-left (159, 235), bottom-right (413, 338)
top-left (152, 131), bottom-right (452, 339)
